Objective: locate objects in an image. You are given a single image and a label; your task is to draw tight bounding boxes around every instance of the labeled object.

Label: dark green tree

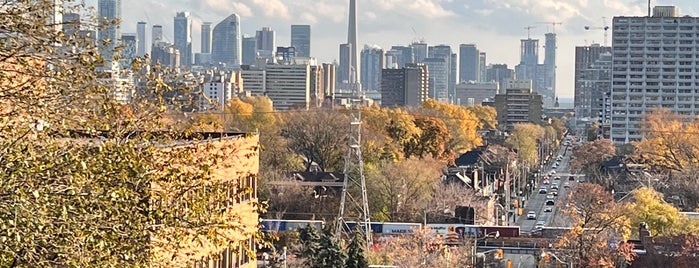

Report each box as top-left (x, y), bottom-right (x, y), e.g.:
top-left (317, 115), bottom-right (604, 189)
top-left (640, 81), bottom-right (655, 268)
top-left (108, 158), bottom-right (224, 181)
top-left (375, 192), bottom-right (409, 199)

top-left (298, 224), bottom-right (322, 266)
top-left (345, 229), bottom-right (369, 268)
top-left (316, 229), bottom-right (347, 268)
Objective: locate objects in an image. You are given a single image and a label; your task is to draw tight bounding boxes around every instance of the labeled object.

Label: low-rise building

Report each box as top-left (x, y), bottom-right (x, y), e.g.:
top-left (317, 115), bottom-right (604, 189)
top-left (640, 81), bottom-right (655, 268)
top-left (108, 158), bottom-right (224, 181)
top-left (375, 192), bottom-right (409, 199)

top-left (493, 80), bottom-right (543, 130)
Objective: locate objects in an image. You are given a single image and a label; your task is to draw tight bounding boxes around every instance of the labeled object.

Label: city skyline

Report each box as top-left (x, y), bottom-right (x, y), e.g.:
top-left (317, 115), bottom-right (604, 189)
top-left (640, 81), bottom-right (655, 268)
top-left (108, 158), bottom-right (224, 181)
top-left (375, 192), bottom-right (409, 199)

top-left (86, 0), bottom-right (699, 98)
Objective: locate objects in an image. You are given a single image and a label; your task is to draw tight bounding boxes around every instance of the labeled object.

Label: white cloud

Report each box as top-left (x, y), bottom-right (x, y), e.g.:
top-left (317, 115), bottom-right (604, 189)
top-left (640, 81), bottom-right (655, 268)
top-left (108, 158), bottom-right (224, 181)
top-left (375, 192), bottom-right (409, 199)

top-left (251, 0), bottom-right (290, 19)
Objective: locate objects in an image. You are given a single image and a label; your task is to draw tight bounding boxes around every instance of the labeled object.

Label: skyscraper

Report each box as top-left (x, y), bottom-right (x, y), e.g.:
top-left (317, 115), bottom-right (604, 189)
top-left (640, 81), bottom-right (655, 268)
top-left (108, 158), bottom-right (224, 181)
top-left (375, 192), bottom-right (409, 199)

top-left (347, 0), bottom-right (359, 85)
top-left (63, 12), bottom-right (80, 36)
top-left (212, 14), bottom-right (242, 68)
top-left (136, 21), bottom-right (146, 56)
top-left (573, 44), bottom-right (611, 119)
top-left (478, 52), bottom-right (487, 82)
top-left (152, 25), bottom-right (163, 44)
top-left (120, 33), bottom-right (137, 68)
top-left (381, 64), bottom-right (428, 107)
top-left (338, 43), bottom-right (352, 86)
top-left (291, 25), bottom-right (311, 57)
top-left (241, 35), bottom-right (256, 66)
top-left (256, 27), bottom-right (275, 62)
top-left (459, 44), bottom-right (479, 83)
top-left (424, 57), bottom-right (448, 101)
top-left (360, 45), bottom-right (385, 92)
top-left (543, 33), bottom-right (557, 100)
top-left (411, 42), bottom-right (428, 63)
top-left (201, 22), bottom-right (212, 54)
top-left (174, 12), bottom-right (192, 67)
top-left (97, 0), bottom-right (121, 63)
top-left (428, 45), bottom-right (453, 100)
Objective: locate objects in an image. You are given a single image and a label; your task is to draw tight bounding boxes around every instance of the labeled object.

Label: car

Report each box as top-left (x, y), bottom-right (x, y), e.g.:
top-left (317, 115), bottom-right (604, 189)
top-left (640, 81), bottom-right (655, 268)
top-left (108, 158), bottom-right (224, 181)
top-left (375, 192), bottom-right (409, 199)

top-left (564, 182), bottom-right (571, 188)
top-left (546, 194), bottom-right (555, 199)
top-left (539, 188), bottom-right (548, 194)
top-left (544, 207), bottom-right (553, 212)
top-left (568, 175), bottom-right (575, 181)
top-left (554, 176), bottom-right (561, 180)
top-left (527, 211), bottom-right (537, 220)
top-left (550, 170), bottom-right (556, 174)
top-left (551, 191), bottom-right (558, 196)
top-left (546, 200), bottom-right (555, 206)
top-left (535, 220), bottom-right (546, 229)
top-left (551, 165), bottom-right (557, 169)
top-left (543, 179), bottom-right (550, 185)
top-left (551, 185), bottom-right (559, 190)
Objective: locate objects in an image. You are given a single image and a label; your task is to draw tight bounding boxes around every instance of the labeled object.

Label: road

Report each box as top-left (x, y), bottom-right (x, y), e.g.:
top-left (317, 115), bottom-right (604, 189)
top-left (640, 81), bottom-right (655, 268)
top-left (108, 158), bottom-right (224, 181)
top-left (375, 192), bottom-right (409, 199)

top-left (515, 138), bottom-right (580, 233)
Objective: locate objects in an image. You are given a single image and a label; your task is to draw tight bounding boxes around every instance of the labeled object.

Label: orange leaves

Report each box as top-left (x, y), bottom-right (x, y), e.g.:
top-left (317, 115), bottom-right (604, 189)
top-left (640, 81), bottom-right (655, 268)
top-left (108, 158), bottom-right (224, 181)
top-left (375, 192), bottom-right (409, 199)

top-left (634, 109), bottom-right (699, 171)
top-left (569, 139), bottom-right (615, 172)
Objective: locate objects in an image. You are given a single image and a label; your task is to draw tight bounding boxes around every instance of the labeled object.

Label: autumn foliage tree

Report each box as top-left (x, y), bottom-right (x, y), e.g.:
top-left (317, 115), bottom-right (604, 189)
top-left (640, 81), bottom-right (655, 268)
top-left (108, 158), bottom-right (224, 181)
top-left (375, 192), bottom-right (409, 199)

top-left (569, 139), bottom-right (616, 173)
top-left (420, 99), bottom-right (483, 154)
top-left (506, 123), bottom-right (544, 167)
top-left (625, 187), bottom-right (699, 238)
top-left (557, 183), bottom-right (634, 267)
top-left (634, 109), bottom-right (699, 172)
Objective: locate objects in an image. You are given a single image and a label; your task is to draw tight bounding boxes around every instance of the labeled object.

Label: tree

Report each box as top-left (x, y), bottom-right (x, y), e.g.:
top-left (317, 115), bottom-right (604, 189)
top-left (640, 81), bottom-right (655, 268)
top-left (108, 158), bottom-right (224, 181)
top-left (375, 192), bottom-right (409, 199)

top-left (505, 123), bottom-right (544, 167)
top-left (404, 116), bottom-right (451, 159)
top-left (634, 109), bottom-right (699, 172)
top-left (420, 99), bottom-right (483, 154)
top-left (366, 158), bottom-right (443, 222)
top-left (368, 227), bottom-right (472, 267)
top-left (557, 183), bottom-right (634, 267)
top-left (281, 109), bottom-right (349, 172)
top-left (298, 224), bottom-right (322, 267)
top-left (316, 229), bottom-right (347, 268)
top-left (0, 1), bottom-right (261, 266)
top-left (465, 105), bottom-right (497, 130)
top-left (569, 139), bottom-right (616, 173)
top-left (345, 229), bottom-right (369, 268)
top-left (625, 187), bottom-right (699, 237)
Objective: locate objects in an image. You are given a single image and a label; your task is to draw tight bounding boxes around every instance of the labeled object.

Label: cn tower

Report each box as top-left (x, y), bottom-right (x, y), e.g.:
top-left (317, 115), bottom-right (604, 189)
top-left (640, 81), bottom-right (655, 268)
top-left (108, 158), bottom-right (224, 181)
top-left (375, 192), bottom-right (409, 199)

top-left (347, 0), bottom-right (359, 86)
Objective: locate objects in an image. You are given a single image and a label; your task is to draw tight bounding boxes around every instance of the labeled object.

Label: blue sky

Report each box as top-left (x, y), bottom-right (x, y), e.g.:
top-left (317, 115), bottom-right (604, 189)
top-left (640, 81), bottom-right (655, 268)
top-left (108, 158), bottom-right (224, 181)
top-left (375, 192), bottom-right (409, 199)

top-left (84, 0), bottom-right (699, 98)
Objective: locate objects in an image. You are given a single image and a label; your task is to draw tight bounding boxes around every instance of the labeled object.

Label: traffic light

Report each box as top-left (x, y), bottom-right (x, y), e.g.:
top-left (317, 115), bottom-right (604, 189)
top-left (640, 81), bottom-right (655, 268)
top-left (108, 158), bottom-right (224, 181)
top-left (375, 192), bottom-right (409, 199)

top-left (506, 259), bottom-right (513, 268)
top-left (496, 249), bottom-right (504, 259)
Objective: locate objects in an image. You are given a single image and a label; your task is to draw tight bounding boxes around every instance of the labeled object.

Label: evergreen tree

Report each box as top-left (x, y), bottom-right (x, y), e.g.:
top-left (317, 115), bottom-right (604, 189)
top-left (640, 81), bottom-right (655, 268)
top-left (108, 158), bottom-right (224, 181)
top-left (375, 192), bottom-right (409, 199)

top-left (345, 229), bottom-right (369, 268)
top-left (298, 224), bottom-right (322, 266)
top-left (316, 229), bottom-right (347, 268)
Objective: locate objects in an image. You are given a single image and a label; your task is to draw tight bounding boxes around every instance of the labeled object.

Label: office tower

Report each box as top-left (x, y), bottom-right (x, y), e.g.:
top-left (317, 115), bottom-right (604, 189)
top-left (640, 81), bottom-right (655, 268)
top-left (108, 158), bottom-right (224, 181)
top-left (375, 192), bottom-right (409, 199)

top-left (424, 57), bottom-right (448, 101)
top-left (291, 25), bottom-right (311, 57)
top-left (428, 45), bottom-right (454, 101)
top-left (322, 63), bottom-right (336, 100)
top-left (451, 53), bottom-right (458, 100)
top-left (152, 25), bottom-right (163, 44)
top-left (201, 22), bottom-right (212, 54)
top-left (486, 64), bottom-right (514, 91)
top-left (478, 52), bottom-right (487, 82)
top-left (276, 46), bottom-right (296, 64)
top-left (265, 64), bottom-right (312, 111)
top-left (242, 35), bottom-right (256, 65)
top-left (151, 42), bottom-right (180, 68)
top-left (97, 0), bottom-right (121, 63)
top-left (63, 12), bottom-right (80, 36)
top-left (609, 7), bottom-right (699, 144)
top-left (515, 38), bottom-right (552, 105)
top-left (360, 45), bottom-right (385, 92)
top-left (459, 44), bottom-right (479, 83)
top-left (173, 12), bottom-right (192, 67)
top-left (411, 42), bottom-right (428, 63)
top-left (255, 27), bottom-right (275, 63)
top-left (543, 33), bottom-right (557, 100)
top-left (455, 82), bottom-right (499, 106)
top-left (574, 44), bottom-right (612, 120)
top-left (120, 33), bottom-right (137, 68)
top-left (136, 21), bottom-right (146, 56)
top-left (519, 39), bottom-right (539, 66)
top-left (494, 80), bottom-right (543, 130)
top-left (347, 0), bottom-right (359, 85)
top-left (381, 63), bottom-right (428, 107)
top-left (309, 65), bottom-right (325, 107)
top-left (338, 43), bottom-right (352, 87)
top-left (212, 13), bottom-right (242, 68)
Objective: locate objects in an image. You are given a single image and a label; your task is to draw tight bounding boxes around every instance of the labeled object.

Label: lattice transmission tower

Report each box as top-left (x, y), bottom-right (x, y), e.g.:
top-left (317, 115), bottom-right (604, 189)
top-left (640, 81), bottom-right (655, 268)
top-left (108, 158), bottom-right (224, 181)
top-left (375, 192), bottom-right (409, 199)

top-left (335, 67), bottom-right (372, 246)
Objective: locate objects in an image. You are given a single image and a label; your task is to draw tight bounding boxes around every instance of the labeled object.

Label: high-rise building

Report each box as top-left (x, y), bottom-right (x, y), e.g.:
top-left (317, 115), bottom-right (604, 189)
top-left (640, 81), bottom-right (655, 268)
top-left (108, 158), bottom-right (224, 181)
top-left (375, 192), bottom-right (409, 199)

top-left (242, 35), bottom-right (256, 66)
top-left (63, 12), bottom-right (80, 36)
top-left (388, 46), bottom-right (414, 68)
top-left (201, 22), bottom-right (212, 54)
top-left (291, 25), bottom-right (311, 57)
top-left (574, 44), bottom-right (612, 120)
top-left (360, 45), bottom-right (385, 92)
top-left (338, 43), bottom-right (352, 87)
top-left (151, 42), bottom-right (180, 68)
top-left (459, 44), bottom-right (479, 83)
top-left (485, 64), bottom-right (514, 91)
top-left (493, 80), bottom-right (543, 130)
top-left (381, 64), bottom-right (428, 107)
top-left (423, 57), bottom-right (448, 101)
top-left (478, 52), bottom-right (487, 82)
top-left (455, 82), bottom-right (499, 106)
top-left (543, 33), bottom-right (557, 100)
top-left (450, 53), bottom-right (459, 101)
top-left (411, 42), bottom-right (428, 63)
top-left (275, 46), bottom-right (296, 65)
top-left (255, 27), bottom-right (275, 62)
top-left (578, 52), bottom-right (612, 137)
top-left (120, 33), bottom-right (137, 68)
top-left (97, 0), bottom-right (121, 63)
top-left (515, 38), bottom-right (553, 105)
top-left (609, 7), bottom-right (699, 144)
top-left (152, 25), bottom-right (163, 44)
top-left (265, 64), bottom-right (311, 111)
top-left (212, 14), bottom-right (242, 68)
top-left (136, 21), bottom-right (146, 56)
top-left (322, 63), bottom-right (336, 101)
top-left (200, 71), bottom-right (242, 110)
top-left (174, 12), bottom-right (192, 67)
top-left (347, 0), bottom-right (359, 85)
top-left (428, 45), bottom-right (453, 100)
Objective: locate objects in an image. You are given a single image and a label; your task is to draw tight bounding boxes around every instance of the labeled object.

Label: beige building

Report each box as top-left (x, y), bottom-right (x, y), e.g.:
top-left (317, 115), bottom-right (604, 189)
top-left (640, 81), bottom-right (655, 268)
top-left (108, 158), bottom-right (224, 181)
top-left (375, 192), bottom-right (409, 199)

top-left (493, 80), bottom-right (543, 130)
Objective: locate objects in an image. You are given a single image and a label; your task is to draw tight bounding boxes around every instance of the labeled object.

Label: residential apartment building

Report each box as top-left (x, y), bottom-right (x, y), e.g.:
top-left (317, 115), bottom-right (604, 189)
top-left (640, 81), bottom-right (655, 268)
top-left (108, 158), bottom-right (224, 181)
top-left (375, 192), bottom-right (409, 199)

top-left (360, 45), bottom-right (385, 92)
top-left (610, 6), bottom-right (699, 144)
top-left (493, 80), bottom-right (543, 130)
top-left (423, 57), bottom-right (448, 101)
top-left (200, 71), bottom-right (243, 110)
top-left (574, 44), bottom-right (612, 120)
top-left (381, 63), bottom-right (428, 107)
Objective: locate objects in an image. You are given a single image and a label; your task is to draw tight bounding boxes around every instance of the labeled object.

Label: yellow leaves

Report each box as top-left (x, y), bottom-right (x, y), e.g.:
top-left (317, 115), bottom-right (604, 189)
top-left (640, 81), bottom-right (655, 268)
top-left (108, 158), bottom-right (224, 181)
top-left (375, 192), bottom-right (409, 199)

top-left (506, 123), bottom-right (544, 166)
top-left (634, 109), bottom-right (699, 171)
top-left (420, 99), bottom-right (483, 153)
top-left (626, 187), bottom-right (690, 237)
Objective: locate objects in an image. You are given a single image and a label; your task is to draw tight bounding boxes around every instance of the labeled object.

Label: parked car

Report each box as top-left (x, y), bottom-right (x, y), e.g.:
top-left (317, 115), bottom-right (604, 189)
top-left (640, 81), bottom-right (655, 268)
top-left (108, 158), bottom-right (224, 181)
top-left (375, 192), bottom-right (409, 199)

top-left (539, 188), bottom-right (548, 194)
top-left (544, 207), bottom-right (553, 212)
top-left (545, 200), bottom-right (555, 206)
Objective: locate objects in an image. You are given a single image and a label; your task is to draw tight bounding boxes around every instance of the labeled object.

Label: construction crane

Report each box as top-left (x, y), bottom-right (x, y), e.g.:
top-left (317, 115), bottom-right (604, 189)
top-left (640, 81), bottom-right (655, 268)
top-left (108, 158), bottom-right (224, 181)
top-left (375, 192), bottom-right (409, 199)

top-left (524, 25), bottom-right (537, 39)
top-left (536, 21), bottom-right (563, 33)
top-left (584, 17), bottom-right (610, 46)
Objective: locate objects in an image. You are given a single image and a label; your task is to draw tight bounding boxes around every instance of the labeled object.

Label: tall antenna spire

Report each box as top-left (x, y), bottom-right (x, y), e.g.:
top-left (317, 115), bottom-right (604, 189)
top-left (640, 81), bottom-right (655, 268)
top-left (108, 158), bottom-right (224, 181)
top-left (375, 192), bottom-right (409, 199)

top-left (347, 0), bottom-right (359, 86)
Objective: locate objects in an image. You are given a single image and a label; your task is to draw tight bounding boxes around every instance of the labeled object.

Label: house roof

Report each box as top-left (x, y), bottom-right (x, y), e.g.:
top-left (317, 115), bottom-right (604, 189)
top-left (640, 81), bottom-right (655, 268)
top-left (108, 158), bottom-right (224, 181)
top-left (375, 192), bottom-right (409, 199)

top-left (454, 150), bottom-right (484, 167)
top-left (294, 171), bottom-right (344, 182)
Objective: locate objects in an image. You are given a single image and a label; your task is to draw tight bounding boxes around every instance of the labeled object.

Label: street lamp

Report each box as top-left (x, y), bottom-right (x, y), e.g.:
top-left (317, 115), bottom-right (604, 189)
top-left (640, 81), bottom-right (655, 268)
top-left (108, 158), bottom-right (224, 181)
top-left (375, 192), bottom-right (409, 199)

top-left (472, 231), bottom-right (500, 266)
top-left (540, 251), bottom-right (572, 268)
